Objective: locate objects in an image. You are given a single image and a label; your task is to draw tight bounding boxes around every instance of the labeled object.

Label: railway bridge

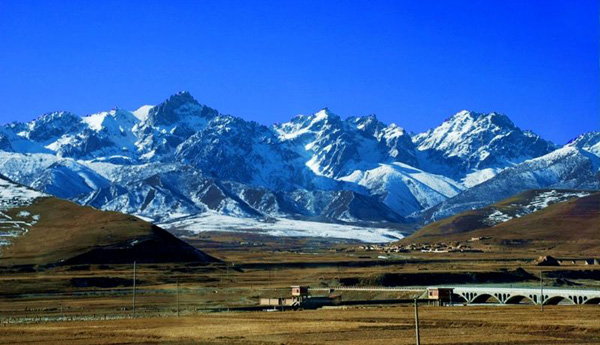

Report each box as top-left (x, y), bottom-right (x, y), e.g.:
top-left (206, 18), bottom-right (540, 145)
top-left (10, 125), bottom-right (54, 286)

top-left (451, 286), bottom-right (600, 305)
top-left (310, 286), bottom-right (600, 305)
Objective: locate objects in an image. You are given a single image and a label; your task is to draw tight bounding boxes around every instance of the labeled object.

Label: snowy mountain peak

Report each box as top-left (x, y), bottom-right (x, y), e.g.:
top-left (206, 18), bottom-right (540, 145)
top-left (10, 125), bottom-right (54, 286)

top-left (567, 132), bottom-right (600, 158)
top-left (313, 107), bottom-right (338, 122)
top-left (274, 108), bottom-right (341, 141)
top-left (26, 111), bottom-right (82, 142)
top-left (31, 110), bottom-right (79, 124)
top-left (0, 93), bottom-right (595, 242)
top-left (82, 108), bottom-right (139, 132)
top-left (440, 110), bottom-right (515, 133)
top-left (413, 110), bottom-right (556, 182)
top-left (351, 114), bottom-right (384, 134)
top-left (144, 91), bottom-right (216, 127)
top-left (132, 105), bottom-right (154, 121)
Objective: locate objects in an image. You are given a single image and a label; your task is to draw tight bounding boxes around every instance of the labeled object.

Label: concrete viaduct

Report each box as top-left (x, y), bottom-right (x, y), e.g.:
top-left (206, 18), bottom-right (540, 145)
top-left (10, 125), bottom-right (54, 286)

top-left (310, 286), bottom-right (600, 305)
top-left (452, 286), bottom-right (600, 305)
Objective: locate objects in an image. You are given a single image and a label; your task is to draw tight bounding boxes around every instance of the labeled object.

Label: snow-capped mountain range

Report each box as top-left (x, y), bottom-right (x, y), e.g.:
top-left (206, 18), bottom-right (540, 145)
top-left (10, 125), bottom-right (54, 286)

top-left (0, 92), bottom-right (597, 241)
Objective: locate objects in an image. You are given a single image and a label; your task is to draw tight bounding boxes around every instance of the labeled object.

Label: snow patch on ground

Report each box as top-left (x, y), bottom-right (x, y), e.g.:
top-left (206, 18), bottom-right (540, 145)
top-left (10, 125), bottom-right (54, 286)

top-left (0, 177), bottom-right (45, 253)
top-left (519, 190), bottom-right (590, 216)
top-left (483, 190), bottom-right (591, 227)
top-left (160, 212), bottom-right (404, 243)
top-left (483, 209), bottom-right (512, 225)
top-left (0, 177), bottom-right (46, 211)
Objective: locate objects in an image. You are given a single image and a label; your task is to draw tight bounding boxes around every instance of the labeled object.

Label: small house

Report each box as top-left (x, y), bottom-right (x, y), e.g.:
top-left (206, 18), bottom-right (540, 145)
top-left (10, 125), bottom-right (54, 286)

top-left (427, 288), bottom-right (454, 305)
top-left (291, 285), bottom-right (309, 297)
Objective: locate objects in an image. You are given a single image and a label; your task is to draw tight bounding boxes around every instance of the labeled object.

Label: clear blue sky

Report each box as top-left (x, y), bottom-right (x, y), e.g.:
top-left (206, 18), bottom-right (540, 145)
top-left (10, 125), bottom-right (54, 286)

top-left (0, 0), bottom-right (597, 143)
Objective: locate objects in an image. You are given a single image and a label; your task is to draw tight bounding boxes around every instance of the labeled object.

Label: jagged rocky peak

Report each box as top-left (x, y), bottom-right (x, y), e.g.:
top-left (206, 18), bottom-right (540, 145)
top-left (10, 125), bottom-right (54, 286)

top-left (144, 91), bottom-right (218, 127)
top-left (413, 110), bottom-right (556, 181)
top-left (32, 110), bottom-right (80, 124)
top-left (567, 132), bottom-right (600, 156)
top-left (274, 107), bottom-right (342, 140)
top-left (27, 111), bottom-right (83, 142)
top-left (484, 111), bottom-right (516, 129)
top-left (425, 110), bottom-right (515, 142)
top-left (350, 114), bottom-right (385, 135)
top-left (0, 91), bottom-right (595, 240)
top-left (82, 108), bottom-right (139, 132)
top-left (315, 106), bottom-right (334, 117)
top-left (304, 107), bottom-right (341, 127)
top-left (352, 115), bottom-right (418, 166)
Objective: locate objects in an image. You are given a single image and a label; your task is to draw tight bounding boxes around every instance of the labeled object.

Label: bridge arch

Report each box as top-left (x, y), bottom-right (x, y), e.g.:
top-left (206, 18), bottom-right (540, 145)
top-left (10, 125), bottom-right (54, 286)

top-left (544, 296), bottom-right (574, 305)
top-left (505, 295), bottom-right (535, 305)
top-left (471, 293), bottom-right (501, 304)
top-left (584, 297), bottom-right (600, 305)
top-left (451, 293), bottom-right (468, 303)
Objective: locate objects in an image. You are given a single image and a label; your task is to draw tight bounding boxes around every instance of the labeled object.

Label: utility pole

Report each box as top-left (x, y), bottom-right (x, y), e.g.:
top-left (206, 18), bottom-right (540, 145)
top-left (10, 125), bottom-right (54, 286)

top-left (540, 270), bottom-right (544, 312)
top-left (132, 261), bottom-right (137, 318)
top-left (176, 278), bottom-right (180, 317)
top-left (414, 298), bottom-right (421, 345)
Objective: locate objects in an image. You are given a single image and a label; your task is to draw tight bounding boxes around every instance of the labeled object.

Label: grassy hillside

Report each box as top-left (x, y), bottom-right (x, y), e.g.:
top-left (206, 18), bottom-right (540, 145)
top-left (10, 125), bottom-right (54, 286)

top-left (405, 191), bottom-right (600, 254)
top-left (0, 197), bottom-right (220, 266)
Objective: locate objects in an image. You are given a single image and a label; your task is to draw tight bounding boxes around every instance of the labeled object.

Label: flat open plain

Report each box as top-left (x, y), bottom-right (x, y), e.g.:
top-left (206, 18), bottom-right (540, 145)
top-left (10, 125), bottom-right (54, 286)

top-left (1, 233), bottom-right (599, 344)
top-left (1, 305), bottom-right (599, 345)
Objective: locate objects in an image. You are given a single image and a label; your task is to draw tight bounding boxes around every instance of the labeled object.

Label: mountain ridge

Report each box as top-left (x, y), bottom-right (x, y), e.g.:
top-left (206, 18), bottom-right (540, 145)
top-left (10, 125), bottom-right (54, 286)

top-left (0, 92), bottom-right (597, 242)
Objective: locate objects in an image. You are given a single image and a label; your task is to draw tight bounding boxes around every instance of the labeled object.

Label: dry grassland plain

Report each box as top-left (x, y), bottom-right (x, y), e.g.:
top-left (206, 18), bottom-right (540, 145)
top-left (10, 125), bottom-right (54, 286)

top-left (1, 305), bottom-right (599, 345)
top-left (1, 231), bottom-right (599, 344)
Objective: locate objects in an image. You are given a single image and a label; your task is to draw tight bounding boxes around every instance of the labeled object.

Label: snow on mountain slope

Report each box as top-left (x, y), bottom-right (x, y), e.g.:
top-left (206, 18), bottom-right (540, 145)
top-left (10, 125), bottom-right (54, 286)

top-left (76, 166), bottom-right (405, 225)
top-left (0, 152), bottom-right (110, 199)
top-left (274, 109), bottom-right (418, 178)
top-left (0, 175), bottom-right (46, 251)
top-left (175, 114), bottom-right (310, 191)
top-left (413, 110), bottom-right (556, 185)
top-left (421, 146), bottom-right (599, 223)
top-left (0, 92), bottom-right (595, 240)
top-left (567, 132), bottom-right (600, 156)
top-left (566, 132), bottom-right (600, 172)
top-left (0, 124), bottom-right (53, 154)
top-left (339, 162), bottom-right (463, 215)
top-left (24, 111), bottom-right (84, 144)
top-left (408, 189), bottom-right (598, 248)
top-left (134, 92), bottom-right (219, 160)
top-left (54, 109), bottom-right (141, 159)
top-left (0, 175), bottom-right (46, 211)
top-left (132, 105), bottom-right (154, 121)
top-left (482, 190), bottom-right (591, 226)
top-left (30, 160), bottom-right (112, 199)
top-left (272, 108), bottom-right (442, 215)
top-left (0, 151), bottom-right (64, 184)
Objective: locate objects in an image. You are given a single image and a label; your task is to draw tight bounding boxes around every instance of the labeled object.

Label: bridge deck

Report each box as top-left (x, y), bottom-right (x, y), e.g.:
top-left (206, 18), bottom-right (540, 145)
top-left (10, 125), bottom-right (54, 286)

top-left (308, 286), bottom-right (600, 305)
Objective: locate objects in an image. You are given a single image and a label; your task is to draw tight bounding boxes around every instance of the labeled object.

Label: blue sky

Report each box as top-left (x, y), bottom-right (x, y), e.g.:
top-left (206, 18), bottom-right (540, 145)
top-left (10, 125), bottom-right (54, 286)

top-left (0, 0), bottom-right (597, 143)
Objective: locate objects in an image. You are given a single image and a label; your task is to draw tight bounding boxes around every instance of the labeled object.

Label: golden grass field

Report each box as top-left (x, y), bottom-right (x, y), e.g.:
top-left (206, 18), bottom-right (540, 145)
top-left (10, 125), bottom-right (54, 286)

top-left (1, 247), bottom-right (599, 345)
top-left (1, 305), bottom-right (599, 345)
top-left (1, 218), bottom-right (599, 344)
